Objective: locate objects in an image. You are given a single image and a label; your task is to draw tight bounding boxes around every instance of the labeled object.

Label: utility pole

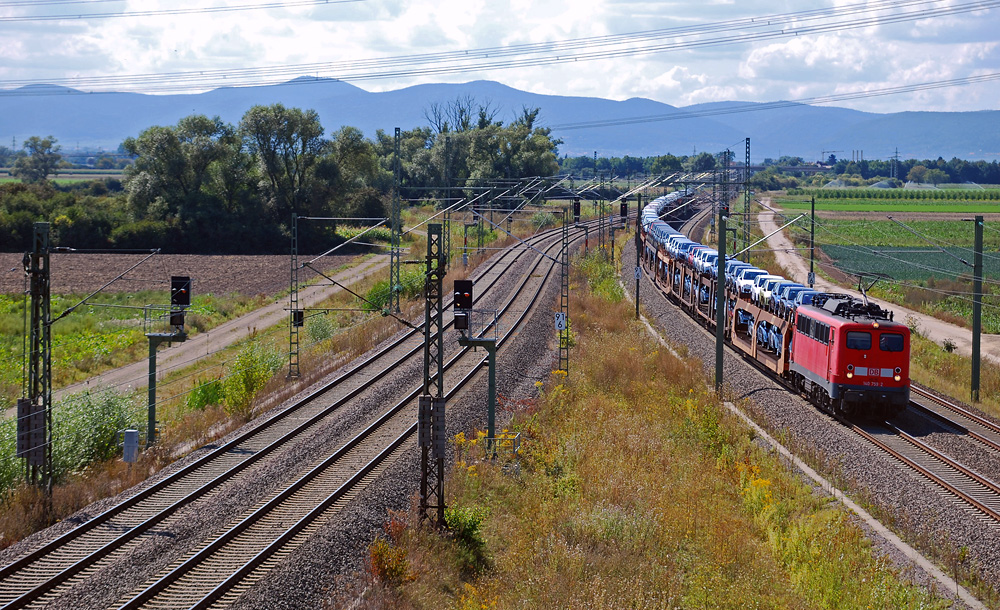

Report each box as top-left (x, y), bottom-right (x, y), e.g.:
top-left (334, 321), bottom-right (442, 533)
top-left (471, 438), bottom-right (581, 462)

top-left (288, 213), bottom-right (300, 378)
top-left (635, 194), bottom-right (642, 320)
top-left (443, 135), bottom-right (452, 270)
top-left (809, 197), bottom-right (816, 287)
top-left (744, 138), bottom-right (751, 260)
top-left (559, 209), bottom-right (570, 374)
top-left (971, 215), bottom-right (983, 402)
top-left (715, 213), bottom-right (727, 393)
top-left (390, 127), bottom-right (403, 314)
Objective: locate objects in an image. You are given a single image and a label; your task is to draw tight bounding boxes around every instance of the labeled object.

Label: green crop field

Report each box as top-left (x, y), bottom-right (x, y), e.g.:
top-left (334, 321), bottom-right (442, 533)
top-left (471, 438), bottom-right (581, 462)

top-left (780, 200), bottom-right (1000, 213)
top-left (787, 218), bottom-right (1000, 249)
top-left (818, 244), bottom-right (1000, 281)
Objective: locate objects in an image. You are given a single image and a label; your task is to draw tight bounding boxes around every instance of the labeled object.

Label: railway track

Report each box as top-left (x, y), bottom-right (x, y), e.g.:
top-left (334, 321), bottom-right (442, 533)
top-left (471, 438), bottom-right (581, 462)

top-left (848, 417), bottom-right (1000, 524)
top-left (908, 384), bottom-right (1000, 454)
top-left (0, 219), bottom-right (591, 609)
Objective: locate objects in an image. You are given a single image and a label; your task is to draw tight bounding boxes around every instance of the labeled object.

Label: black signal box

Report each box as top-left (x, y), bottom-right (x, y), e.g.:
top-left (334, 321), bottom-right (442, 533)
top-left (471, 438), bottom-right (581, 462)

top-left (454, 279), bottom-right (473, 310)
top-left (573, 197), bottom-right (581, 222)
top-left (171, 276), bottom-right (191, 308)
top-left (620, 201), bottom-right (628, 219)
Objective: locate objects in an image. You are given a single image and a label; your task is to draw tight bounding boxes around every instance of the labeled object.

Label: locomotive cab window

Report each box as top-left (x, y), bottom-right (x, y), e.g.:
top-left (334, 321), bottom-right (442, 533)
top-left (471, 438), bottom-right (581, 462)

top-left (880, 333), bottom-right (904, 352)
top-left (846, 331), bottom-right (872, 350)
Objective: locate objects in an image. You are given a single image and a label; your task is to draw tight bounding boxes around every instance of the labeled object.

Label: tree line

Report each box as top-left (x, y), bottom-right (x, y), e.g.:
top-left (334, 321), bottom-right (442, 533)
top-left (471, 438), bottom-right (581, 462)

top-left (0, 99), bottom-right (560, 253)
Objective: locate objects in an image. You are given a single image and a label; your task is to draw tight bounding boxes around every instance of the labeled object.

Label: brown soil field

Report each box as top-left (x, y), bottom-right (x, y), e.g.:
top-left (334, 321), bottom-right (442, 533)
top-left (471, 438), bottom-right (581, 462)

top-left (0, 253), bottom-right (358, 296)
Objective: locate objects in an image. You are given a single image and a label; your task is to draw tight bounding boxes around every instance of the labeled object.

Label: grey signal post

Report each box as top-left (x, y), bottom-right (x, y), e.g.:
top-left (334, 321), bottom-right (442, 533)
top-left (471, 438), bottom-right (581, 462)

top-left (454, 279), bottom-right (498, 454)
top-left (146, 277), bottom-right (189, 447)
top-left (457, 332), bottom-right (497, 454)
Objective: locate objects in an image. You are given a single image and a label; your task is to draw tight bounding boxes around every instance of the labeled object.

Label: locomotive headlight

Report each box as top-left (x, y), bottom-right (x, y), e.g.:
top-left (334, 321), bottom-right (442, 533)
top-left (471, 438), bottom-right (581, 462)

top-left (894, 367), bottom-right (901, 373)
top-left (847, 364), bottom-right (854, 371)
top-left (873, 322), bottom-right (880, 328)
top-left (894, 374), bottom-right (901, 381)
top-left (846, 371), bottom-right (853, 379)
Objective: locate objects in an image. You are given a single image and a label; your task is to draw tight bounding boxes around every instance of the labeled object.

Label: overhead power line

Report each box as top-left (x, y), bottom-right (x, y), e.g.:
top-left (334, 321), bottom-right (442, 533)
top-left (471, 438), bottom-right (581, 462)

top-left (0, 0), bottom-right (363, 21)
top-left (0, 0), bottom-right (996, 94)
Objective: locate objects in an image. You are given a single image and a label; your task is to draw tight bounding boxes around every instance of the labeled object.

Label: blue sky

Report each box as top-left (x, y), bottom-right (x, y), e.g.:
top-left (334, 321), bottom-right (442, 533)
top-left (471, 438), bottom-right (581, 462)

top-left (0, 0), bottom-right (997, 113)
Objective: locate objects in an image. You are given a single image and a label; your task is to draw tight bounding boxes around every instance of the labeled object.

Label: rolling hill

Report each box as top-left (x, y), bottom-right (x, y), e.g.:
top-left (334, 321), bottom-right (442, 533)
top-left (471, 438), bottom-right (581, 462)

top-left (1, 78), bottom-right (996, 161)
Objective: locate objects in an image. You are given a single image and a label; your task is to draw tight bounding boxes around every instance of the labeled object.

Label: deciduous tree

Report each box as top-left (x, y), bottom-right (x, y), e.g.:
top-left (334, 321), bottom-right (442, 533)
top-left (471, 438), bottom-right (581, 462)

top-left (239, 104), bottom-right (326, 219)
top-left (12, 136), bottom-right (61, 183)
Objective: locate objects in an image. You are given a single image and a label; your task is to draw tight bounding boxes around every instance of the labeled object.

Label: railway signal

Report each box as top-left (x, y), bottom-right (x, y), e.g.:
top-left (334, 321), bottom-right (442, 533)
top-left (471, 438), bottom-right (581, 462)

top-left (170, 276), bottom-right (190, 330)
top-left (573, 197), bottom-right (581, 223)
top-left (454, 279), bottom-right (472, 331)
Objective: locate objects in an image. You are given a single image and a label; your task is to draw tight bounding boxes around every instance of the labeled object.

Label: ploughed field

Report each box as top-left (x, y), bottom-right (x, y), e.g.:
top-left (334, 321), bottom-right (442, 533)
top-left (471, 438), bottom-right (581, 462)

top-left (0, 253), bottom-right (351, 296)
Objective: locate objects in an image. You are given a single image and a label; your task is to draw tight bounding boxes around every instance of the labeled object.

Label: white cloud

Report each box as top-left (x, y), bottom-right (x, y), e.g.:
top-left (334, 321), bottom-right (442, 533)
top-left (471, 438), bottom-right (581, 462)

top-left (0, 0), bottom-right (996, 114)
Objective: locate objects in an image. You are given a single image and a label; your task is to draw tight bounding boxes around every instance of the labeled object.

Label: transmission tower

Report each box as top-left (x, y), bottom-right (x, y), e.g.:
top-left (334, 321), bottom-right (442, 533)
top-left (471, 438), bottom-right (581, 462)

top-left (419, 223), bottom-right (446, 523)
top-left (20, 223), bottom-right (53, 498)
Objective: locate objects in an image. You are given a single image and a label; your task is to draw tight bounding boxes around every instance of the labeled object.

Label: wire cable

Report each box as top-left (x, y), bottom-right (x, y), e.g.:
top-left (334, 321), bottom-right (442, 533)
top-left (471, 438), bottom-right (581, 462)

top-left (0, 0), bottom-right (363, 22)
top-left (0, 0), bottom-right (995, 94)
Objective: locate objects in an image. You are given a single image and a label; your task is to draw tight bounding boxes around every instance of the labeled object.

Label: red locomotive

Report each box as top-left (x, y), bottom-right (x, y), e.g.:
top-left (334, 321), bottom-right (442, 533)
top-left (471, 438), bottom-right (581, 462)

top-left (638, 194), bottom-right (911, 420)
top-left (789, 294), bottom-right (910, 418)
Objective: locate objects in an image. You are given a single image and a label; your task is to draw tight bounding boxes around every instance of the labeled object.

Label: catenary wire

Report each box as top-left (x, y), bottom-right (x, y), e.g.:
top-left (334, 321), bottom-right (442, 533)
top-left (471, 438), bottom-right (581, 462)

top-left (0, 0), bottom-right (363, 21)
top-left (0, 0), bottom-right (995, 93)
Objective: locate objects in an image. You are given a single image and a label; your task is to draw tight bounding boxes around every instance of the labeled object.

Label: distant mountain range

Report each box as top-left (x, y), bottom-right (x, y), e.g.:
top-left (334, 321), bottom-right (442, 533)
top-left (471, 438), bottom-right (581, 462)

top-left (1, 78), bottom-right (997, 162)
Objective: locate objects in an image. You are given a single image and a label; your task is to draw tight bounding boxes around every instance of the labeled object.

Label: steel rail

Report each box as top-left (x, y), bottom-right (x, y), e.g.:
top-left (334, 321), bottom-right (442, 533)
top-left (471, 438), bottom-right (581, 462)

top-left (0, 219), bottom-right (590, 609)
top-left (909, 384), bottom-right (1000, 452)
top-left (848, 420), bottom-right (1000, 522)
top-left (116, 210), bottom-right (574, 609)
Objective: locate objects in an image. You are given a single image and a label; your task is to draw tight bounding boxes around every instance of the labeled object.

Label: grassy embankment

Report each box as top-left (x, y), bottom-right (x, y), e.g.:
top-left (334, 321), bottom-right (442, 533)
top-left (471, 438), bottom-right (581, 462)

top-left (351, 251), bottom-right (954, 610)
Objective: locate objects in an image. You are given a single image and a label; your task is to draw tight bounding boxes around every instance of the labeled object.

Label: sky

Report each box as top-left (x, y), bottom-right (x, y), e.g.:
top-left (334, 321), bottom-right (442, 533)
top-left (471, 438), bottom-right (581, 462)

top-left (1, 0), bottom-right (998, 114)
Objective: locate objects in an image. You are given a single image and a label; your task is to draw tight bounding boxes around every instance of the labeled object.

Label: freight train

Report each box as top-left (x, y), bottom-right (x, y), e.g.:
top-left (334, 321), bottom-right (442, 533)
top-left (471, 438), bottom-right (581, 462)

top-left (638, 192), bottom-right (910, 418)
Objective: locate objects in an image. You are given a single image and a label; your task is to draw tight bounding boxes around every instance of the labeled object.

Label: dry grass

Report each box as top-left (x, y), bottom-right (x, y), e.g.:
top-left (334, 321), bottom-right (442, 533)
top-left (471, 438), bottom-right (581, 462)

top-left (354, 254), bottom-right (953, 609)
top-left (909, 331), bottom-right (1000, 417)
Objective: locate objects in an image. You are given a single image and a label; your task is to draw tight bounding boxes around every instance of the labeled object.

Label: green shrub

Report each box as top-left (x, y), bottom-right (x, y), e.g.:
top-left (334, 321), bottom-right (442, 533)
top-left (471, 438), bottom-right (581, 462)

top-left (187, 377), bottom-right (224, 411)
top-left (52, 388), bottom-right (144, 479)
top-left (444, 505), bottom-right (489, 573)
top-left (223, 338), bottom-right (282, 420)
top-left (306, 313), bottom-right (335, 343)
top-left (363, 268), bottom-right (424, 312)
top-left (0, 388), bottom-right (144, 499)
top-left (531, 211), bottom-right (556, 230)
top-left (576, 251), bottom-right (624, 303)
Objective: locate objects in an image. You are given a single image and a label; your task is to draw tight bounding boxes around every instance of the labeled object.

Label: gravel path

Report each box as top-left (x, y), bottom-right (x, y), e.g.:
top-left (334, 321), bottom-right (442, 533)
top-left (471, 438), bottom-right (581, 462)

top-left (621, 241), bottom-right (999, 609)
